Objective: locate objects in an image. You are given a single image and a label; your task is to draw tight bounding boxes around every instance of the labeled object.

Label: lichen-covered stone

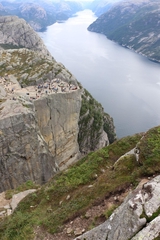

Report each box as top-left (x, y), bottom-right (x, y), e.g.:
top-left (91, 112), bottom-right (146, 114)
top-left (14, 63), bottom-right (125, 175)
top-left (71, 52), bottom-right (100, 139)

top-left (75, 176), bottom-right (160, 240)
top-left (131, 216), bottom-right (160, 240)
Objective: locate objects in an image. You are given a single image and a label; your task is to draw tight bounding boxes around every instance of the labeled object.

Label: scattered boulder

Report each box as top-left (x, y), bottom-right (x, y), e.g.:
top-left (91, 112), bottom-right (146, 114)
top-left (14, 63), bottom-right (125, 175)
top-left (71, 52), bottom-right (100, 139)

top-left (66, 227), bottom-right (73, 234)
top-left (74, 228), bottom-right (85, 236)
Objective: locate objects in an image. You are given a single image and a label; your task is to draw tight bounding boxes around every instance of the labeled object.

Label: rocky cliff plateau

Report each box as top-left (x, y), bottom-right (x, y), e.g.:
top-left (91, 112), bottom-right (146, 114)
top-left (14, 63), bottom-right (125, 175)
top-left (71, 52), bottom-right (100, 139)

top-left (88, 0), bottom-right (160, 63)
top-left (0, 15), bottom-right (115, 191)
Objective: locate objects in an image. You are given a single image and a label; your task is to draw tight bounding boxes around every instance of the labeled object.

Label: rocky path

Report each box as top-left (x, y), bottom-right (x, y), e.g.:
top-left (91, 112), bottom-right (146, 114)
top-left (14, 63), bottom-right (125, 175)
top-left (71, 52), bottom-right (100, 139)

top-left (34, 187), bottom-right (132, 240)
top-left (0, 190), bottom-right (36, 219)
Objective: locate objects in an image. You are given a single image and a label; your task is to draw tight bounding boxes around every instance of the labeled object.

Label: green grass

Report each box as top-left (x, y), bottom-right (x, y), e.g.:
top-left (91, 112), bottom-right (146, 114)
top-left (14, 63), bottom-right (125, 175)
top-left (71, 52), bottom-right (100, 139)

top-left (104, 204), bottom-right (118, 219)
top-left (5, 180), bottom-right (39, 200)
top-left (138, 126), bottom-right (160, 176)
top-left (1, 127), bottom-right (160, 239)
top-left (0, 49), bottom-right (56, 87)
top-left (140, 206), bottom-right (160, 224)
top-left (78, 88), bottom-right (115, 151)
top-left (0, 133), bottom-right (144, 239)
top-left (154, 235), bottom-right (160, 240)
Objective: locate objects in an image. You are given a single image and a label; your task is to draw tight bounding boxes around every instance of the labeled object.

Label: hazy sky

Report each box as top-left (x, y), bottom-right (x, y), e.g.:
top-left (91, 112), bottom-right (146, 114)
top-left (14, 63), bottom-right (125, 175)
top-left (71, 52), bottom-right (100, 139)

top-left (68, 0), bottom-right (94, 1)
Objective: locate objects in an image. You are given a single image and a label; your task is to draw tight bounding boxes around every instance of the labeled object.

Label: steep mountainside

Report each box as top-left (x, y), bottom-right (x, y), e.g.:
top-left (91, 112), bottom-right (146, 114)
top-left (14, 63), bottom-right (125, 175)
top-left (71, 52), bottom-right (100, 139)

top-left (89, 0), bottom-right (123, 16)
top-left (1, 126), bottom-right (160, 239)
top-left (0, 16), bottom-right (51, 57)
top-left (0, 15), bottom-right (116, 191)
top-left (88, 0), bottom-right (160, 62)
top-left (0, 0), bottom-right (83, 31)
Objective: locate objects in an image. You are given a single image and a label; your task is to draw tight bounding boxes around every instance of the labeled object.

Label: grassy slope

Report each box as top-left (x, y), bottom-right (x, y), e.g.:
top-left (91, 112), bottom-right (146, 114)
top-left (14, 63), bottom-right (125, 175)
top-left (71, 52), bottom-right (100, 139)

top-left (1, 125), bottom-right (160, 239)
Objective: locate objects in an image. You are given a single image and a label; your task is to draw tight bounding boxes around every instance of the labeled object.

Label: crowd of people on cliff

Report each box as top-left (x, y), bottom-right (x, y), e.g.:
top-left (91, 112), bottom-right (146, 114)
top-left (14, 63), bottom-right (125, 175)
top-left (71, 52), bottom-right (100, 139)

top-left (30, 78), bottom-right (78, 100)
top-left (0, 76), bottom-right (78, 101)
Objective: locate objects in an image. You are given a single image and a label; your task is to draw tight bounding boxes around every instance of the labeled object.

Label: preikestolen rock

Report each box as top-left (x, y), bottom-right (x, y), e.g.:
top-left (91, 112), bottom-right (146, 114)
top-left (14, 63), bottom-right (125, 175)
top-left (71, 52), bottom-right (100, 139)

top-left (74, 175), bottom-right (160, 240)
top-left (0, 14), bottom-right (116, 193)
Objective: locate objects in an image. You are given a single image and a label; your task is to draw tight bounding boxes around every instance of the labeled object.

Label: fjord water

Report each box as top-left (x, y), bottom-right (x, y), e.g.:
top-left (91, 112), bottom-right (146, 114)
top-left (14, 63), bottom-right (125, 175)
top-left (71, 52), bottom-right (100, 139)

top-left (38, 10), bottom-right (160, 138)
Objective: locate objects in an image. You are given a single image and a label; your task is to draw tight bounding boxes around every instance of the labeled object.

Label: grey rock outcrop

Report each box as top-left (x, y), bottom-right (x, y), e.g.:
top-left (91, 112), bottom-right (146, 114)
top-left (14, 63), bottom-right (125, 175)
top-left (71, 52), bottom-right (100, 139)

top-left (132, 216), bottom-right (160, 240)
top-left (0, 48), bottom-right (77, 87)
top-left (0, 189), bottom-right (37, 217)
top-left (0, 98), bottom-right (59, 192)
top-left (0, 72), bottom-right (81, 191)
top-left (0, 15), bottom-right (116, 191)
top-left (34, 90), bottom-right (82, 170)
top-left (75, 175), bottom-right (160, 240)
top-left (0, 16), bottom-right (51, 58)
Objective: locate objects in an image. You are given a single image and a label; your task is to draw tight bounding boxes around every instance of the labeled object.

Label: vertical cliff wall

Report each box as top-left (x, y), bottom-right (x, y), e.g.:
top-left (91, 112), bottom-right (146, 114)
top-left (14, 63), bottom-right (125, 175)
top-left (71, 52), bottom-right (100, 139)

top-left (0, 99), bottom-right (59, 192)
top-left (0, 15), bottom-right (116, 192)
top-left (34, 90), bottom-right (82, 170)
top-left (0, 88), bottom-right (81, 191)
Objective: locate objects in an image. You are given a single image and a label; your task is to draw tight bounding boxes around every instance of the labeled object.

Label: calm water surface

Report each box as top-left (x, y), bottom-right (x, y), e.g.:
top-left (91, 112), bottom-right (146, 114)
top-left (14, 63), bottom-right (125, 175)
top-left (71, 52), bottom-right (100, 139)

top-left (38, 10), bottom-right (160, 138)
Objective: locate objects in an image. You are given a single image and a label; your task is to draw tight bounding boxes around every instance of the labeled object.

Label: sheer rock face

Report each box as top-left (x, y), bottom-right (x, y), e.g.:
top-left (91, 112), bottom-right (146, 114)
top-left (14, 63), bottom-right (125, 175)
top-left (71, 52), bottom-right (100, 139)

top-left (0, 99), bottom-right (59, 192)
top-left (0, 88), bottom-right (81, 192)
top-left (75, 175), bottom-right (160, 240)
top-left (0, 16), bottom-right (51, 58)
top-left (34, 90), bottom-right (82, 170)
top-left (0, 15), bottom-right (116, 191)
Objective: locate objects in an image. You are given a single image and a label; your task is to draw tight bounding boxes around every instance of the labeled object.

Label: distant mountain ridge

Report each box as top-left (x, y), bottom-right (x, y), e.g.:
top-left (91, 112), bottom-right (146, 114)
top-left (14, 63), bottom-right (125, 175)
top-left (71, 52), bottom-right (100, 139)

top-left (0, 0), bottom-right (83, 31)
top-left (88, 0), bottom-right (160, 63)
top-left (88, 0), bottom-right (123, 16)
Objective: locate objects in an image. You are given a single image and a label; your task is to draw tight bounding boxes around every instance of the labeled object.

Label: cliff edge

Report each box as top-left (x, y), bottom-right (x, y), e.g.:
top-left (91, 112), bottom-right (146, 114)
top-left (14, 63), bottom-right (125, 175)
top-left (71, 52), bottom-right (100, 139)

top-left (0, 16), bottom-right (116, 191)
